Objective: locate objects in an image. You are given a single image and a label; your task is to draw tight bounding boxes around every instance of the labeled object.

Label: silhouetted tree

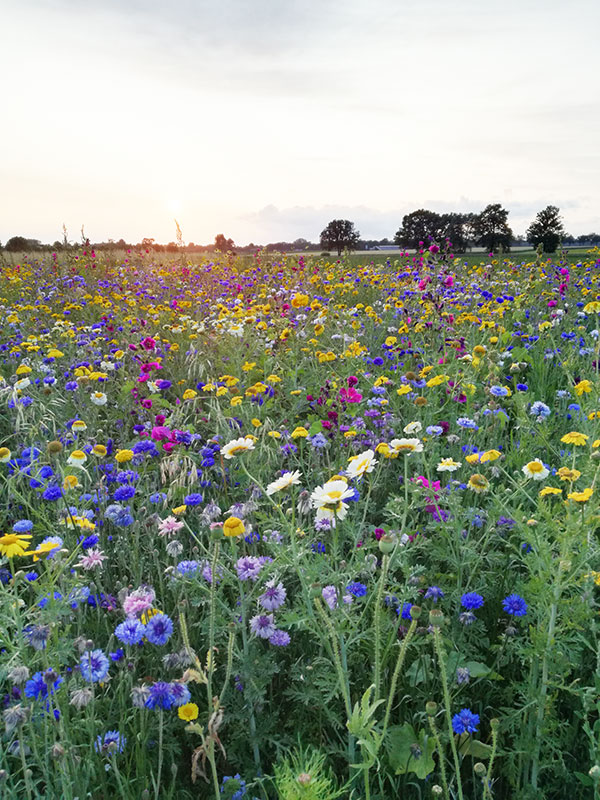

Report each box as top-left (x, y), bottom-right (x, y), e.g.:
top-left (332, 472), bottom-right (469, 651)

top-left (394, 210), bottom-right (444, 249)
top-left (215, 234), bottom-right (235, 252)
top-left (5, 236), bottom-right (30, 252)
top-left (320, 220), bottom-right (360, 256)
top-left (526, 206), bottom-right (566, 253)
top-left (473, 204), bottom-right (513, 252)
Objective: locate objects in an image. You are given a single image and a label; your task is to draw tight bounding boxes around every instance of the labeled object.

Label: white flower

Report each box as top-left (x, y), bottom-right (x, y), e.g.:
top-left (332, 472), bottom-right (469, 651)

top-left (437, 458), bottom-right (461, 472)
top-left (346, 449), bottom-right (377, 480)
top-left (90, 391), bottom-right (107, 406)
top-left (14, 378), bottom-right (31, 391)
top-left (403, 421), bottom-right (422, 435)
top-left (310, 479), bottom-right (355, 526)
top-left (266, 470), bottom-right (302, 496)
top-left (228, 324), bottom-right (244, 338)
top-left (522, 459), bottom-right (549, 481)
top-left (221, 436), bottom-right (255, 459)
top-left (389, 438), bottom-right (423, 455)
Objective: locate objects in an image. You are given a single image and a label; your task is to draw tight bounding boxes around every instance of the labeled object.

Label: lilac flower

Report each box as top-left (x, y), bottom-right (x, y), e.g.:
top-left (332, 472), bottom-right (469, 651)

top-left (259, 581), bottom-right (287, 611)
top-left (269, 630), bottom-right (291, 646)
top-left (236, 556), bottom-right (264, 582)
top-left (145, 682), bottom-right (175, 710)
top-left (322, 585), bottom-right (338, 609)
top-left (424, 586), bottom-right (444, 602)
top-left (249, 614), bottom-right (276, 639)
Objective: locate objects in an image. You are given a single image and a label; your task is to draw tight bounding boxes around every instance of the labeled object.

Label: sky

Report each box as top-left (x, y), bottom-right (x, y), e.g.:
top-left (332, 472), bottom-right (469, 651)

top-left (1, 0), bottom-right (599, 245)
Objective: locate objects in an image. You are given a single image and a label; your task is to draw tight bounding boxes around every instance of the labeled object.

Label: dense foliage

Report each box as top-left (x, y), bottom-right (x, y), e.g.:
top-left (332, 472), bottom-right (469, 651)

top-left (1, 244), bottom-right (600, 799)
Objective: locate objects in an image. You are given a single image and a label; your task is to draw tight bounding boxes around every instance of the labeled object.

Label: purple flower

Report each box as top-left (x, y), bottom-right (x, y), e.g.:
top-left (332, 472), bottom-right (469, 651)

top-left (424, 586), bottom-right (444, 602)
top-left (145, 682), bottom-right (175, 710)
top-left (460, 592), bottom-right (484, 610)
top-left (249, 614), bottom-right (276, 639)
top-left (502, 593), bottom-right (528, 616)
top-left (145, 613), bottom-right (173, 646)
top-left (346, 582), bottom-right (367, 598)
top-left (269, 630), bottom-right (291, 646)
top-left (259, 581), bottom-right (287, 611)
top-left (169, 683), bottom-right (191, 707)
top-left (79, 650), bottom-right (110, 683)
top-left (236, 556), bottom-right (264, 582)
top-left (322, 585), bottom-right (338, 609)
top-left (115, 618), bottom-right (146, 646)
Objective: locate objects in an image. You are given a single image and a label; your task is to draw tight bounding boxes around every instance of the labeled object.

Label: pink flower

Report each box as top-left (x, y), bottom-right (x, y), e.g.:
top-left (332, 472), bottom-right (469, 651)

top-left (77, 548), bottom-right (107, 571)
top-left (338, 387), bottom-right (362, 403)
top-left (122, 586), bottom-right (156, 617)
top-left (158, 516), bottom-right (184, 537)
top-left (141, 337), bottom-right (156, 350)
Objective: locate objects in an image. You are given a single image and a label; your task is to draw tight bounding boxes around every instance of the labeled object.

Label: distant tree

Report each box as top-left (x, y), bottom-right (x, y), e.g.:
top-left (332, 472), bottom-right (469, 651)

top-left (5, 236), bottom-right (31, 252)
top-left (526, 206), bottom-right (566, 253)
top-left (394, 210), bottom-right (444, 249)
top-left (438, 213), bottom-right (475, 253)
top-left (473, 204), bottom-right (513, 252)
top-left (320, 220), bottom-right (360, 256)
top-left (141, 238), bottom-right (155, 249)
top-left (215, 234), bottom-right (235, 252)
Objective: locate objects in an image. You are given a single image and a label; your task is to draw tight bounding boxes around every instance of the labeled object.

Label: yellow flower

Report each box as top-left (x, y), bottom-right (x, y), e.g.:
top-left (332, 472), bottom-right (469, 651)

top-left (314, 324), bottom-right (325, 336)
top-left (396, 385), bottom-right (411, 396)
top-left (0, 447), bottom-right (11, 463)
top-left (584, 301), bottom-right (600, 313)
top-left (267, 431), bottom-right (281, 439)
top-left (291, 293), bottom-right (309, 308)
top-left (172, 505), bottom-right (187, 515)
top-left (47, 348), bottom-right (64, 358)
top-left (557, 467), bottom-right (581, 482)
top-left (267, 374), bottom-right (281, 383)
top-left (467, 474), bottom-right (490, 493)
top-left (473, 345), bottom-right (487, 356)
top-left (92, 444), bottom-right (107, 457)
top-left (465, 453), bottom-right (480, 465)
top-left (375, 442), bottom-right (391, 457)
top-left (63, 475), bottom-right (80, 490)
top-left (251, 418), bottom-right (262, 428)
top-left (178, 702), bottom-right (199, 722)
top-left (223, 516), bottom-right (245, 537)
top-left (561, 432), bottom-right (589, 446)
top-left (216, 386), bottom-right (228, 397)
top-left (291, 427), bottom-right (309, 439)
top-left (540, 486), bottom-right (562, 497)
top-left (182, 389), bottom-right (197, 400)
top-left (230, 396), bottom-right (243, 407)
top-left (344, 430), bottom-right (357, 438)
top-left (0, 532), bottom-right (33, 558)
top-left (71, 420), bottom-right (87, 432)
top-left (480, 450), bottom-right (501, 463)
top-left (385, 336), bottom-right (397, 347)
top-left (567, 487), bottom-right (593, 503)
top-left (115, 449), bottom-right (134, 463)
top-left (290, 389), bottom-right (302, 396)
top-left (242, 361), bottom-right (256, 372)
top-left (426, 375), bottom-right (448, 388)
top-left (67, 449), bottom-right (87, 466)
top-left (574, 380), bottom-right (593, 396)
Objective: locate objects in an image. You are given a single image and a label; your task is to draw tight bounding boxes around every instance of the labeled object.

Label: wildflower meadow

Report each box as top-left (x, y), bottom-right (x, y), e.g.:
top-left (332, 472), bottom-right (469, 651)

top-left (1, 243), bottom-right (600, 800)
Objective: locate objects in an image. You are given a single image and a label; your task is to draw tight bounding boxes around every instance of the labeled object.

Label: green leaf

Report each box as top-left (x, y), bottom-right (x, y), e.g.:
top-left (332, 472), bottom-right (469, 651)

top-left (574, 772), bottom-right (593, 786)
top-left (386, 723), bottom-right (436, 779)
top-left (308, 420), bottom-right (323, 436)
top-left (405, 655), bottom-right (433, 686)
top-left (456, 734), bottom-right (493, 759)
top-left (120, 380), bottom-right (135, 396)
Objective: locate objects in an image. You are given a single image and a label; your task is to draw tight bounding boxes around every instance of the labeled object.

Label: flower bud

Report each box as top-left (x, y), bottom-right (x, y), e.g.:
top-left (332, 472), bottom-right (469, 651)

top-left (426, 701), bottom-right (438, 716)
top-left (310, 583), bottom-right (322, 599)
top-left (52, 743), bottom-right (65, 759)
top-left (432, 786), bottom-right (443, 796)
top-left (490, 718), bottom-right (500, 731)
top-left (429, 609), bottom-right (444, 627)
top-left (379, 534), bottom-right (396, 554)
top-left (415, 396), bottom-right (427, 407)
top-left (589, 765), bottom-right (600, 779)
top-left (297, 773), bottom-right (312, 786)
top-left (410, 605), bottom-right (422, 620)
top-left (47, 440), bottom-right (63, 455)
top-left (474, 762), bottom-right (486, 776)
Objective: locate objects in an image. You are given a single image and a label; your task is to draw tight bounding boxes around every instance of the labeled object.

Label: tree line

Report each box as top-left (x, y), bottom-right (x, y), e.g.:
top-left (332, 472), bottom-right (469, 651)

top-left (1, 205), bottom-right (598, 256)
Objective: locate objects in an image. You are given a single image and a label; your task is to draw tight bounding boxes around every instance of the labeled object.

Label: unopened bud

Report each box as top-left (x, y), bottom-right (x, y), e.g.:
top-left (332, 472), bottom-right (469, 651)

top-left (379, 534), bottom-right (396, 554)
top-left (490, 718), bottom-right (500, 731)
top-left (52, 743), bottom-right (65, 759)
top-left (297, 773), bottom-right (312, 786)
top-left (432, 786), bottom-right (443, 796)
top-left (589, 765), bottom-right (600, 779)
top-left (474, 762), bottom-right (486, 776)
top-left (426, 701), bottom-right (438, 716)
top-left (429, 609), bottom-right (444, 627)
top-left (410, 605), bottom-right (422, 620)
top-left (47, 440), bottom-right (63, 455)
top-left (310, 583), bottom-right (322, 599)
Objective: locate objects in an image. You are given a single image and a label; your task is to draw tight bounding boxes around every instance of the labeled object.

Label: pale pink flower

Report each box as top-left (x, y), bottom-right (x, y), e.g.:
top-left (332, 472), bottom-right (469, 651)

top-left (158, 516), bottom-right (184, 537)
top-left (122, 586), bottom-right (156, 617)
top-left (76, 548), bottom-right (107, 571)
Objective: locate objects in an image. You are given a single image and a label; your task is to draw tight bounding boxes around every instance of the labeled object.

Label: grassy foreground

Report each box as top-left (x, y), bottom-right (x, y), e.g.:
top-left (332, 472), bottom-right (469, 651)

top-left (1, 245), bottom-right (600, 799)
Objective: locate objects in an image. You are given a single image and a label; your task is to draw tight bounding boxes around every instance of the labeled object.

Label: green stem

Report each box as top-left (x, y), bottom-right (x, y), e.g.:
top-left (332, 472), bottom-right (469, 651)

top-left (373, 554), bottom-right (389, 701)
top-left (428, 714), bottom-right (450, 800)
top-left (433, 628), bottom-right (464, 800)
top-left (155, 710), bottom-right (164, 800)
top-left (382, 619), bottom-right (418, 739)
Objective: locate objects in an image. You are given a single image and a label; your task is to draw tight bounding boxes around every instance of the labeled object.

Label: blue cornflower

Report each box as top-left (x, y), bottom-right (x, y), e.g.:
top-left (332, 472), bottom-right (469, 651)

top-left (502, 593), bottom-right (528, 616)
top-left (145, 681), bottom-right (175, 710)
top-left (169, 683), bottom-right (191, 707)
top-left (461, 592), bottom-right (484, 610)
top-left (113, 485), bottom-right (136, 501)
top-left (12, 519), bottom-right (33, 533)
top-left (80, 534), bottom-right (99, 550)
top-left (115, 618), bottom-right (146, 645)
top-left (110, 649), bottom-right (125, 662)
top-left (426, 425), bottom-right (443, 436)
top-left (311, 541), bottom-right (326, 554)
top-left (398, 602), bottom-right (413, 620)
top-left (346, 582), bottom-right (367, 598)
top-left (95, 730), bottom-right (126, 755)
top-left (42, 485), bottom-right (62, 502)
top-left (79, 649), bottom-right (110, 683)
top-left (269, 629), bottom-right (291, 646)
top-left (183, 493), bottom-right (203, 506)
top-left (309, 433), bottom-right (329, 449)
top-left (177, 560), bottom-right (201, 576)
top-left (149, 492), bottom-right (167, 504)
top-left (145, 613), bottom-right (173, 646)
top-left (25, 669), bottom-right (63, 700)
top-left (424, 586), bottom-right (444, 602)
top-left (489, 385), bottom-right (509, 397)
top-left (456, 417), bottom-right (479, 430)
top-left (530, 401), bottom-right (551, 419)
top-left (516, 383), bottom-right (528, 392)
top-left (452, 708), bottom-right (480, 735)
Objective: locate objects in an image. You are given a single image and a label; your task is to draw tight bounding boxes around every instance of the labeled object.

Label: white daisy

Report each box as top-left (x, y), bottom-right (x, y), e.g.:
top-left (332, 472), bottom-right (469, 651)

top-left (346, 449), bottom-right (377, 480)
top-left (266, 470), bottom-right (302, 496)
top-left (221, 436), bottom-right (255, 459)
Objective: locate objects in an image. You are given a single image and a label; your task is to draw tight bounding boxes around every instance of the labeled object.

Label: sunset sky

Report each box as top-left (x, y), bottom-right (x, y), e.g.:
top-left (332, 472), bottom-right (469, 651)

top-left (2, 0), bottom-right (599, 245)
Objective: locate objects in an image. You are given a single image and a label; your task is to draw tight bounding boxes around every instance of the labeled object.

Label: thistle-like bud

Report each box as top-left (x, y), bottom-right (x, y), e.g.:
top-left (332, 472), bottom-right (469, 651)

top-left (490, 718), bottom-right (500, 731)
top-left (426, 701), bottom-right (438, 716)
top-left (474, 762), bottom-right (486, 776)
top-left (47, 440), bottom-right (63, 455)
top-left (410, 605), bottom-right (422, 620)
top-left (51, 743), bottom-right (65, 759)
